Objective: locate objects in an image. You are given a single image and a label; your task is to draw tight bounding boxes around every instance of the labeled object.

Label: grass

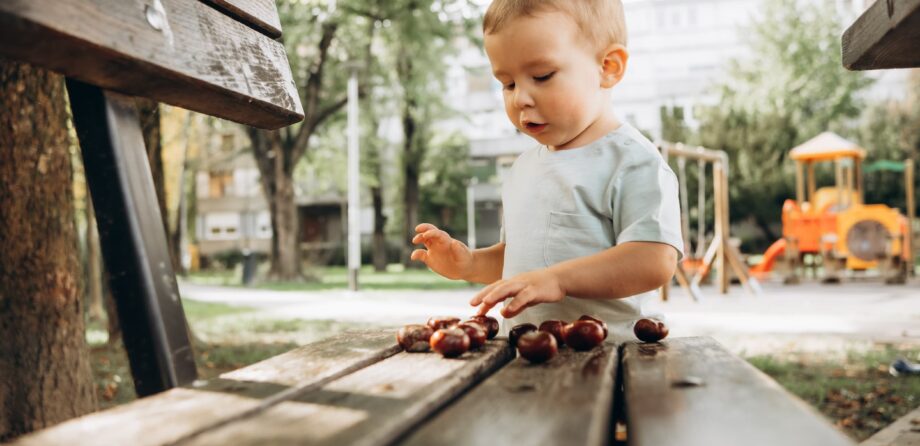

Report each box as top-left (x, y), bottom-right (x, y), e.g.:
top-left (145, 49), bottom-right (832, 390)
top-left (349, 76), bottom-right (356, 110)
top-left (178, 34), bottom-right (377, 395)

top-left (746, 344), bottom-right (920, 441)
top-left (185, 264), bottom-right (476, 291)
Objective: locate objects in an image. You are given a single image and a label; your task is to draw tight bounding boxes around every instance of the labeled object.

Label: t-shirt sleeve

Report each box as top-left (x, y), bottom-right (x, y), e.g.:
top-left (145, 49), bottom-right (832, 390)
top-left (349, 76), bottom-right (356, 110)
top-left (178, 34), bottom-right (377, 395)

top-left (612, 160), bottom-right (685, 260)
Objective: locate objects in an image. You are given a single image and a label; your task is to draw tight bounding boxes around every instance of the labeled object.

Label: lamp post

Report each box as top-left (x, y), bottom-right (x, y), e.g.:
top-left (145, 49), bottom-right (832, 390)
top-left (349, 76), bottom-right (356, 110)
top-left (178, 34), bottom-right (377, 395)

top-left (466, 177), bottom-right (478, 250)
top-left (347, 63), bottom-right (361, 291)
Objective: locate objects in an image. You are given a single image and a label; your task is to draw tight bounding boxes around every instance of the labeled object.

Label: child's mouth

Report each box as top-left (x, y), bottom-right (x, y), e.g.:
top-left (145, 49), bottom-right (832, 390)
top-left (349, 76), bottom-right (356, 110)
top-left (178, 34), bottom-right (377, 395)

top-left (524, 122), bottom-right (547, 134)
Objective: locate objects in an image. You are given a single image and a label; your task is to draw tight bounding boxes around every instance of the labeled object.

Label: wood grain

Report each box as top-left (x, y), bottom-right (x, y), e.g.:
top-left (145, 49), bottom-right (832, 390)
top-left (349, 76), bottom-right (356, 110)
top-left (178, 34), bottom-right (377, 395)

top-left (399, 343), bottom-right (620, 446)
top-left (842, 0), bottom-right (920, 70)
top-left (185, 339), bottom-right (516, 446)
top-left (10, 330), bottom-right (399, 446)
top-left (0, 0), bottom-right (303, 129)
top-left (199, 0), bottom-right (281, 38)
top-left (622, 337), bottom-right (856, 446)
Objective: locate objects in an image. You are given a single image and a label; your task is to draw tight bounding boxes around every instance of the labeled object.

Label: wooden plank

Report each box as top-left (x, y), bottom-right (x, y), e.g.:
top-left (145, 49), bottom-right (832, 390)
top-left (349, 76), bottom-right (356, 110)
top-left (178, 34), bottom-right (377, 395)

top-left (622, 337), bottom-right (856, 446)
top-left (0, 0), bottom-right (303, 129)
top-left (10, 330), bottom-right (400, 446)
top-left (842, 0), bottom-right (920, 70)
top-left (399, 343), bottom-right (619, 446)
top-left (185, 339), bottom-right (516, 446)
top-left (860, 405), bottom-right (920, 446)
top-left (199, 0), bottom-right (282, 38)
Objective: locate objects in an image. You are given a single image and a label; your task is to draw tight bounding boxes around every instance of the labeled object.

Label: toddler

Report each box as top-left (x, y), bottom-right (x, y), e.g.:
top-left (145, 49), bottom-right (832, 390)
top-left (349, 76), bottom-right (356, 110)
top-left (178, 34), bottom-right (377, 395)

top-left (411, 0), bottom-right (683, 342)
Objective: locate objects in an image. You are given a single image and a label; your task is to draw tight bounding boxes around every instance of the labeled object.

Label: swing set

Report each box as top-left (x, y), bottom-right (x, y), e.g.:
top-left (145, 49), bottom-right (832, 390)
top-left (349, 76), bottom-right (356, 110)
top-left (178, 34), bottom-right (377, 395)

top-left (659, 142), bottom-right (762, 301)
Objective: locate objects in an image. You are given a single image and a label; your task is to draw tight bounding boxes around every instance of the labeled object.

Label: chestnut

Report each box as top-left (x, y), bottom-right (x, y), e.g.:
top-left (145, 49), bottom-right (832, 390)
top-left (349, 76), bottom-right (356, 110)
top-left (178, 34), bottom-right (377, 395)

top-left (456, 322), bottom-right (487, 350)
top-left (516, 331), bottom-right (558, 363)
top-left (467, 315), bottom-right (499, 339)
top-left (429, 327), bottom-right (470, 358)
top-left (578, 314), bottom-right (608, 340)
top-left (508, 323), bottom-right (538, 348)
top-left (562, 320), bottom-right (605, 351)
top-left (427, 316), bottom-right (460, 331)
top-left (633, 318), bottom-right (669, 343)
top-left (396, 324), bottom-right (434, 352)
top-left (538, 320), bottom-right (567, 346)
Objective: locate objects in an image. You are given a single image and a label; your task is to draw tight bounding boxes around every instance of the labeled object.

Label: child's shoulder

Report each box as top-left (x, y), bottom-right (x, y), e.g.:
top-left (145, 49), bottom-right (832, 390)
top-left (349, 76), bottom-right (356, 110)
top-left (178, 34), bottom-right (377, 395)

top-left (599, 123), bottom-right (667, 169)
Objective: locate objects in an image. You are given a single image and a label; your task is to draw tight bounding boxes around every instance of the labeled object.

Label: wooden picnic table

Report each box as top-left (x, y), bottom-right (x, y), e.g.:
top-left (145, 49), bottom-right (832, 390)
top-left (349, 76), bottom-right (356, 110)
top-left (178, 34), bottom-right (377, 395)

top-left (11, 330), bottom-right (856, 446)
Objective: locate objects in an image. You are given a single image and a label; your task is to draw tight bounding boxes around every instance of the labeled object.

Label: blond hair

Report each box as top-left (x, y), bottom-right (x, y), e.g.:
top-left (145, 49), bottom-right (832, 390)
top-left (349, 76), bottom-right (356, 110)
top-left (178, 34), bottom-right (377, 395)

top-left (483, 0), bottom-right (628, 48)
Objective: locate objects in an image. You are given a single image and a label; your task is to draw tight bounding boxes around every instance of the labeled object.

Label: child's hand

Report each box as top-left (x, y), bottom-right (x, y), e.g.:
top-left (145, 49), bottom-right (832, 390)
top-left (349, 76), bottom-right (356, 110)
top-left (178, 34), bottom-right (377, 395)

top-left (410, 223), bottom-right (474, 280)
top-left (469, 269), bottom-right (565, 318)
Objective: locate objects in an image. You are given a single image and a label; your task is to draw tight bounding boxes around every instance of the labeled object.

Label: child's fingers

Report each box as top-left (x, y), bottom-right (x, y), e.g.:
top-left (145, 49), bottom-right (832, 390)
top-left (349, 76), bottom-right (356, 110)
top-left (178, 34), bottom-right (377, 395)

top-left (478, 281), bottom-right (526, 310)
top-left (414, 229), bottom-right (448, 247)
top-left (470, 281), bottom-right (500, 306)
top-left (500, 290), bottom-right (536, 318)
top-left (409, 249), bottom-right (429, 263)
top-left (415, 223), bottom-right (437, 234)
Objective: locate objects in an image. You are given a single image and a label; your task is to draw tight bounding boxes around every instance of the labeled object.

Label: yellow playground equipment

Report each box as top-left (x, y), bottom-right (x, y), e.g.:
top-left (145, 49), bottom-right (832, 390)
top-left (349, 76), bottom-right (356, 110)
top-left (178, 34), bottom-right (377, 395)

top-left (751, 132), bottom-right (915, 283)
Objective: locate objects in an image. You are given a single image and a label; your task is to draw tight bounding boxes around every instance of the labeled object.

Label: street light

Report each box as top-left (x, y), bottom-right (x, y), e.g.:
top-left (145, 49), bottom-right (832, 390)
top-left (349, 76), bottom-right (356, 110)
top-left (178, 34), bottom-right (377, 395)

top-left (346, 62), bottom-right (361, 291)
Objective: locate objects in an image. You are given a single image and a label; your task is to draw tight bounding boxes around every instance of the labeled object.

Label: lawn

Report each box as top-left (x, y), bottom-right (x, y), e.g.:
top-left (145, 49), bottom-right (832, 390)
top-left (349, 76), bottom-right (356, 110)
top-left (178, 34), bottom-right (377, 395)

top-left (185, 264), bottom-right (476, 291)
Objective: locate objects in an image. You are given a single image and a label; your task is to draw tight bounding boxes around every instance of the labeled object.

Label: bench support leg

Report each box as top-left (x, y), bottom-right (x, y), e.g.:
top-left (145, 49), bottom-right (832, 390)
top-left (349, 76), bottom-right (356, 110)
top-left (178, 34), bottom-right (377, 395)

top-left (66, 79), bottom-right (197, 397)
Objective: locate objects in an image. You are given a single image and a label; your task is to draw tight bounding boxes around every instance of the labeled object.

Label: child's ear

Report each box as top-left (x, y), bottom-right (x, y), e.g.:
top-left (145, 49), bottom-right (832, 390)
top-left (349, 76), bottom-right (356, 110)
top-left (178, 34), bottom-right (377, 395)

top-left (599, 44), bottom-right (629, 88)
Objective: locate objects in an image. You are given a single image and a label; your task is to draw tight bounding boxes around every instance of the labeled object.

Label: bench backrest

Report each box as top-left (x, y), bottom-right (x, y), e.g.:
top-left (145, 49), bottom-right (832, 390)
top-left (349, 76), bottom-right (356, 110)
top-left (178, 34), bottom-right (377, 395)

top-left (0, 0), bottom-right (303, 129)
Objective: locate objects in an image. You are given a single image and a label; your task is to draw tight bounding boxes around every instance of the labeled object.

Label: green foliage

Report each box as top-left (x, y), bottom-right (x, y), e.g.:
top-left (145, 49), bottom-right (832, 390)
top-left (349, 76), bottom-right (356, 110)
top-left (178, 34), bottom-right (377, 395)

top-left (694, 0), bottom-right (872, 249)
top-left (852, 74), bottom-right (920, 212)
top-left (420, 131), bottom-right (471, 233)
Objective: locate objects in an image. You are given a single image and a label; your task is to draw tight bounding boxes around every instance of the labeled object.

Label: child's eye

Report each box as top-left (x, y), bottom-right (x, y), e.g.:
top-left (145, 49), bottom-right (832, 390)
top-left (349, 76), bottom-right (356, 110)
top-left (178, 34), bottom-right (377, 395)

top-left (534, 72), bottom-right (555, 82)
top-left (503, 82), bottom-right (515, 91)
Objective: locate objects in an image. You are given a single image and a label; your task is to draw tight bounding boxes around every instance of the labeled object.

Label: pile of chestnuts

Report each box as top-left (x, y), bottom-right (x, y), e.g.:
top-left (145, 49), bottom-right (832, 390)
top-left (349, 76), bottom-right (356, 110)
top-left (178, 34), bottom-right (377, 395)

top-left (396, 315), bottom-right (499, 358)
top-left (510, 315), bottom-right (609, 364)
top-left (633, 317), bottom-right (669, 343)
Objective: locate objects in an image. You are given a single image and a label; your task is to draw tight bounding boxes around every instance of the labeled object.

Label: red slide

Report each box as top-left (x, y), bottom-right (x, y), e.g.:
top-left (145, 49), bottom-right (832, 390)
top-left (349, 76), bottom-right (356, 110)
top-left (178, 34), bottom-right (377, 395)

top-left (751, 238), bottom-right (786, 274)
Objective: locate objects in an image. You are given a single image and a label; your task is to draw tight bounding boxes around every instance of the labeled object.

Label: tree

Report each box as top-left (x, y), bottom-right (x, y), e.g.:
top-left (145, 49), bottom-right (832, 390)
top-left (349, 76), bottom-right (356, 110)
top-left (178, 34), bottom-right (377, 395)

top-left (247, 0), bottom-right (380, 280)
top-left (0, 59), bottom-right (97, 440)
top-left (420, 131), bottom-right (471, 235)
top-left (855, 72), bottom-right (920, 211)
top-left (694, 0), bottom-right (872, 248)
top-left (380, 0), bottom-right (469, 266)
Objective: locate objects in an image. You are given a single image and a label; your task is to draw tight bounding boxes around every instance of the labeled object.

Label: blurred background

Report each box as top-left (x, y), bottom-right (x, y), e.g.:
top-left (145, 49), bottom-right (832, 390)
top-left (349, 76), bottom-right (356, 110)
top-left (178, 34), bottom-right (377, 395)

top-left (55, 0), bottom-right (919, 441)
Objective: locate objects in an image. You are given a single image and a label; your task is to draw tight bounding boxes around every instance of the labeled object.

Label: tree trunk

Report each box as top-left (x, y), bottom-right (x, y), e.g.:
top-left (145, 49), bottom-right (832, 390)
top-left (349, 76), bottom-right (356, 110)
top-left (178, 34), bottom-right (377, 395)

top-left (85, 197), bottom-right (105, 323)
top-left (371, 185), bottom-right (388, 272)
top-left (136, 99), bottom-right (180, 271)
top-left (402, 137), bottom-right (420, 266)
top-left (0, 59), bottom-right (97, 441)
top-left (249, 129), bottom-right (302, 281)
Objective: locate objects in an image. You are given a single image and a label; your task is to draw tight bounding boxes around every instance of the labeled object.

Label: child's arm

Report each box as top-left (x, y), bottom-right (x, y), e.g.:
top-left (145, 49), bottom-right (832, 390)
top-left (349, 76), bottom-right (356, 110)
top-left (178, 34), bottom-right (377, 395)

top-left (470, 241), bottom-right (677, 318)
top-left (411, 223), bottom-right (504, 284)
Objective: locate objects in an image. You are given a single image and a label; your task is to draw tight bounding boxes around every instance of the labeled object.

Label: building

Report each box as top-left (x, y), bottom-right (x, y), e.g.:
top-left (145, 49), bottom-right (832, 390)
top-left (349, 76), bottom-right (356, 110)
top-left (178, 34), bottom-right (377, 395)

top-left (193, 131), bottom-right (365, 266)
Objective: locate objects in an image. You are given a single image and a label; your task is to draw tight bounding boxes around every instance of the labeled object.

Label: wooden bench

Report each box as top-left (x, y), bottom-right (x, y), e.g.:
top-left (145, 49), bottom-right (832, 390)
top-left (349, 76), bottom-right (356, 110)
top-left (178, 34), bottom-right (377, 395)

top-left (11, 332), bottom-right (857, 445)
top-left (0, 0), bottom-right (303, 397)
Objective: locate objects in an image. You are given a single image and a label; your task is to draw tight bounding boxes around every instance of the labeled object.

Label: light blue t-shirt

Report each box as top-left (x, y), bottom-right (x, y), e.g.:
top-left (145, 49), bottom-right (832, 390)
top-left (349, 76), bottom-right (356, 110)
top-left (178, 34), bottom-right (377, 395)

top-left (499, 123), bottom-right (684, 342)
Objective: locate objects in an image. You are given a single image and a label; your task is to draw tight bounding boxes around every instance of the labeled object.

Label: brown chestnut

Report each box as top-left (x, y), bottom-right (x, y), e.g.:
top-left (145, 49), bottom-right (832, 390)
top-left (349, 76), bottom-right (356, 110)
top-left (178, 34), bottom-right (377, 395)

top-left (578, 314), bottom-right (608, 340)
top-left (633, 318), bottom-right (669, 343)
top-left (538, 320), bottom-right (567, 346)
top-left (467, 315), bottom-right (499, 339)
top-left (396, 324), bottom-right (434, 352)
top-left (563, 320), bottom-right (605, 351)
top-left (516, 331), bottom-right (558, 363)
top-left (456, 322), bottom-right (487, 350)
top-left (427, 316), bottom-right (460, 331)
top-left (508, 323), bottom-right (538, 347)
top-left (430, 327), bottom-right (470, 358)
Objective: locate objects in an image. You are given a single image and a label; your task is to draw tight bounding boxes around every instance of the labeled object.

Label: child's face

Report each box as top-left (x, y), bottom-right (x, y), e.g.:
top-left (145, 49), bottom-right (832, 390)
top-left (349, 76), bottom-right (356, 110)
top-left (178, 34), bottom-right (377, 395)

top-left (484, 11), bottom-right (617, 150)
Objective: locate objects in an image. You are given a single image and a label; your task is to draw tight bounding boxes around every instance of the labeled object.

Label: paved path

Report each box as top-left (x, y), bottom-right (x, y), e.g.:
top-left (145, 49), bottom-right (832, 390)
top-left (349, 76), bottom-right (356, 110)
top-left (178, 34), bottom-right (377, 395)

top-left (178, 278), bottom-right (920, 354)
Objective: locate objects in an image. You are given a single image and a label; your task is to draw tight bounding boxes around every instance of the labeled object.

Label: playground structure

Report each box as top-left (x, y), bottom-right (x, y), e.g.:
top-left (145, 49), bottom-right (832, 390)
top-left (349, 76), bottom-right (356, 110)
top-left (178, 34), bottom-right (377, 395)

top-left (750, 132), bottom-right (915, 284)
top-left (659, 142), bottom-right (761, 301)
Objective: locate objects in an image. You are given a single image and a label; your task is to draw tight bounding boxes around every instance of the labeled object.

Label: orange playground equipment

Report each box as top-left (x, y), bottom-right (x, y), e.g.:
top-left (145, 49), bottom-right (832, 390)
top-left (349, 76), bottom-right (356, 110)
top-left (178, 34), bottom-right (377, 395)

top-left (751, 132), bottom-right (915, 284)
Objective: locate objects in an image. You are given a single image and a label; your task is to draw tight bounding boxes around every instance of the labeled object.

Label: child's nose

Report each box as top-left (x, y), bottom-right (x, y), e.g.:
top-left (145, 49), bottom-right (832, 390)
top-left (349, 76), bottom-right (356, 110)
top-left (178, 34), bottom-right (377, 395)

top-left (513, 86), bottom-right (535, 108)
